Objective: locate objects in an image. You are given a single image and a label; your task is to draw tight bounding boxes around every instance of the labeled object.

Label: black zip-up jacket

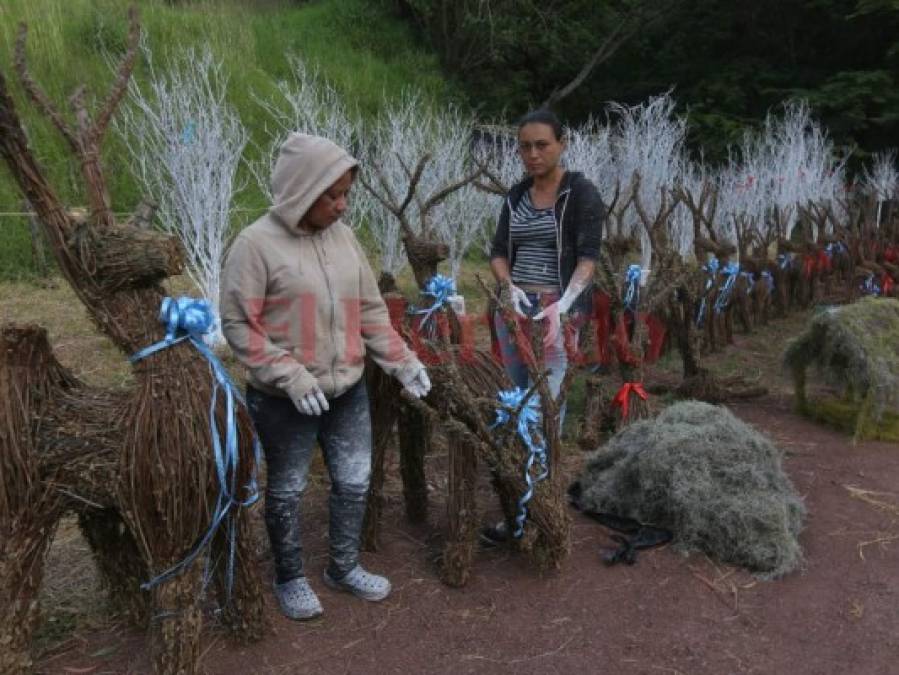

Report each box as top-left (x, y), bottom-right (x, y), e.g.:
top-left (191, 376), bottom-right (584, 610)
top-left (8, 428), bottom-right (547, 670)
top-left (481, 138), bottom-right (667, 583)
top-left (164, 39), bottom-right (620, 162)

top-left (489, 170), bottom-right (605, 315)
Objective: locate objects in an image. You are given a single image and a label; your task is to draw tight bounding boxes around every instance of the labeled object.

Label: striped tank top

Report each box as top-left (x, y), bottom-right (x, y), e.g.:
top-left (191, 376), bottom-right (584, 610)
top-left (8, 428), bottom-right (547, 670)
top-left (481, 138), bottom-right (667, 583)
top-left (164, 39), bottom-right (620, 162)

top-left (510, 190), bottom-right (560, 288)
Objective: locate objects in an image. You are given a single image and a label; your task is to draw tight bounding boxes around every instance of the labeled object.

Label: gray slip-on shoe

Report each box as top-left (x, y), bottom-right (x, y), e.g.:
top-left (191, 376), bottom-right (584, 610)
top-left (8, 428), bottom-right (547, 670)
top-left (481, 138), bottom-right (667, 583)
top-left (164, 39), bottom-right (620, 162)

top-left (273, 577), bottom-right (323, 620)
top-left (323, 565), bottom-right (391, 602)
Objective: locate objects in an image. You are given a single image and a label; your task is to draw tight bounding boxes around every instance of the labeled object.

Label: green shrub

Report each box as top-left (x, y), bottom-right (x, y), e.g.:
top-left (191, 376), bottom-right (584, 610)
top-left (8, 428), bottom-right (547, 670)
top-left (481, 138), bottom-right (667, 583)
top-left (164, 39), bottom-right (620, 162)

top-left (0, 0), bottom-right (456, 279)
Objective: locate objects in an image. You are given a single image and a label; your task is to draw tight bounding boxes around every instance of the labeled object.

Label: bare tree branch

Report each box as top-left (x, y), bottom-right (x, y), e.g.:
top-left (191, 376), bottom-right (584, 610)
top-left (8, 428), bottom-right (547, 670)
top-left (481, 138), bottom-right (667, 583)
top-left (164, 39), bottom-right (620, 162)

top-left (542, 2), bottom-right (677, 109)
top-left (422, 166), bottom-right (482, 214)
top-left (398, 154), bottom-right (431, 216)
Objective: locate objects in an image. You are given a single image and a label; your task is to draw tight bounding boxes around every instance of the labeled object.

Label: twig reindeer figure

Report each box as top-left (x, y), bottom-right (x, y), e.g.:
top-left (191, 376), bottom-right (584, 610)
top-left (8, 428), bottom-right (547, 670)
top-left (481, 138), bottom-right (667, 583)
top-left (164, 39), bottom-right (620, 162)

top-left (678, 179), bottom-right (747, 351)
top-left (0, 9), bottom-right (266, 674)
top-left (358, 151), bottom-right (481, 539)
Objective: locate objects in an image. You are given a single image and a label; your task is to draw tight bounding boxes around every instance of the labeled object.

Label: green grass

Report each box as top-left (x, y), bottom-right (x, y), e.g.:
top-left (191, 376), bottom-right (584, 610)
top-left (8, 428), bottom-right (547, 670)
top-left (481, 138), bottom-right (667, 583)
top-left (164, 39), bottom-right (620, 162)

top-left (0, 215), bottom-right (41, 281)
top-left (801, 396), bottom-right (899, 443)
top-left (0, 0), bottom-right (456, 279)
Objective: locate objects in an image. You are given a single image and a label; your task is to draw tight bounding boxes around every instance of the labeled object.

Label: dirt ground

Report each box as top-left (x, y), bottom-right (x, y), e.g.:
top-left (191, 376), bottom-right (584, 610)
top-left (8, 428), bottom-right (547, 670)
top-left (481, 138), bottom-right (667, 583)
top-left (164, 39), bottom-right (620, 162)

top-left (4, 282), bottom-right (897, 675)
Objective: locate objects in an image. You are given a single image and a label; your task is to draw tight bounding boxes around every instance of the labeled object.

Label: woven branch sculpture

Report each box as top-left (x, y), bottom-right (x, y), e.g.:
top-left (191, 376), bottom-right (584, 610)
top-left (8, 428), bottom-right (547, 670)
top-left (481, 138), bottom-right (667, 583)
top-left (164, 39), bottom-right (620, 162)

top-left (0, 9), bottom-right (266, 674)
top-left (359, 155), bottom-right (571, 587)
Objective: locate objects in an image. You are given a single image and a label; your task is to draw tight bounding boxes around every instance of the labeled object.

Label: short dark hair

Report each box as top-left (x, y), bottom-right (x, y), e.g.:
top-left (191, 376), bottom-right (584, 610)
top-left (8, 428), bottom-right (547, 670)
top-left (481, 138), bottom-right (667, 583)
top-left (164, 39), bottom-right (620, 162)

top-left (517, 109), bottom-right (564, 140)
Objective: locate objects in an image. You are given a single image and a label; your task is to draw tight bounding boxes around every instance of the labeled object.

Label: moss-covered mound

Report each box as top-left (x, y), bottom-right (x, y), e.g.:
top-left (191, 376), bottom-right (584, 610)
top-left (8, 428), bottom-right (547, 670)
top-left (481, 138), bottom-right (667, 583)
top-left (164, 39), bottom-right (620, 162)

top-left (784, 298), bottom-right (899, 440)
top-left (571, 401), bottom-right (806, 578)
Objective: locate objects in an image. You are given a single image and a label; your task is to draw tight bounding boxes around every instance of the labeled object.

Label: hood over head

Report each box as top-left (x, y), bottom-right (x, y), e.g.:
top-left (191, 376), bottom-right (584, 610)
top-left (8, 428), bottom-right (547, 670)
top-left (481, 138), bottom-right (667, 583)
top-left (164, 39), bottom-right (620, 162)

top-left (269, 132), bottom-right (359, 233)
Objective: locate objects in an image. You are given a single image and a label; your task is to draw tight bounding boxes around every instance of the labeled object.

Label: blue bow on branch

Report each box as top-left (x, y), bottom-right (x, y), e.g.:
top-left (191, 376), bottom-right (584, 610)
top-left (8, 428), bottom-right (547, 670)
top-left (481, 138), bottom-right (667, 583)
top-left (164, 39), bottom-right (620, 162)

top-left (130, 297), bottom-right (261, 600)
top-left (414, 274), bottom-right (456, 328)
top-left (491, 387), bottom-right (549, 539)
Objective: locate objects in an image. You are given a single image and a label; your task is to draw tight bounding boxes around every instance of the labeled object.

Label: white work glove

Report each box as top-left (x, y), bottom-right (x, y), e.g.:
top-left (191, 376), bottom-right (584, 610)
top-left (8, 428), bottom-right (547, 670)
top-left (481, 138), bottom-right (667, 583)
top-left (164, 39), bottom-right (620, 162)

top-left (502, 281), bottom-right (532, 318)
top-left (533, 282), bottom-right (584, 346)
top-left (293, 385), bottom-right (330, 416)
top-left (399, 363), bottom-right (432, 399)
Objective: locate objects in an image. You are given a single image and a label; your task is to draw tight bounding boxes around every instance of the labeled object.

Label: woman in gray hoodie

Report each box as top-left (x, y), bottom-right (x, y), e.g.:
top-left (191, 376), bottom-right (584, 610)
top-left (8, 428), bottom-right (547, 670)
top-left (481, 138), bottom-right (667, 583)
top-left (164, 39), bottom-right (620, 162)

top-left (221, 133), bottom-right (431, 620)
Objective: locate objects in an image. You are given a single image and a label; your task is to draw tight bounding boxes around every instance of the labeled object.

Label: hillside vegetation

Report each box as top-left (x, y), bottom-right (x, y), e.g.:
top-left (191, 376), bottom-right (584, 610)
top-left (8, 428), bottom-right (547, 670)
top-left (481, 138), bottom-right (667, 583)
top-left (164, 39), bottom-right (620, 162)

top-left (0, 0), bottom-right (455, 279)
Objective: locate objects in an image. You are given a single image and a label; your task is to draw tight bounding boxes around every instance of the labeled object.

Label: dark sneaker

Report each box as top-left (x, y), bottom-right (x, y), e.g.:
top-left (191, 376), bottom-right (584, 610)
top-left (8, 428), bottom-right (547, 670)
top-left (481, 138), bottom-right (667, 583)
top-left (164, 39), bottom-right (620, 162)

top-left (273, 577), bottom-right (323, 620)
top-left (323, 565), bottom-right (391, 602)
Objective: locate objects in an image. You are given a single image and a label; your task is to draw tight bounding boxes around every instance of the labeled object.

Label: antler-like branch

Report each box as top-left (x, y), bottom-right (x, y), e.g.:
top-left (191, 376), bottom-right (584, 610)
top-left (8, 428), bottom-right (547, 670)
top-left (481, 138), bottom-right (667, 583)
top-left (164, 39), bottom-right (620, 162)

top-left (422, 166), bottom-right (482, 213)
top-left (398, 153), bottom-right (430, 216)
top-left (14, 23), bottom-right (79, 152)
top-left (359, 164), bottom-right (416, 240)
top-left (93, 5), bottom-right (141, 139)
top-left (472, 152), bottom-right (508, 196)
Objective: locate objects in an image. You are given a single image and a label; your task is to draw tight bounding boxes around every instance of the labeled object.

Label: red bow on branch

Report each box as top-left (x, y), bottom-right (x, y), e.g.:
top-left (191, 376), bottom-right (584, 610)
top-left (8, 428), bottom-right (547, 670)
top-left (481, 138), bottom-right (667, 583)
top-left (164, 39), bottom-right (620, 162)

top-left (882, 273), bottom-right (895, 297)
top-left (611, 382), bottom-right (649, 421)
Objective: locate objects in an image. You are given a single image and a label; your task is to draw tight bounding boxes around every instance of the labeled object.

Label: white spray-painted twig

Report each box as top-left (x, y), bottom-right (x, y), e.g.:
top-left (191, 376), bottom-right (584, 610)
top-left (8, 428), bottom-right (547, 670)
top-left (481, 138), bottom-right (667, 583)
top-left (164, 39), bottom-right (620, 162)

top-left (116, 43), bottom-right (248, 345)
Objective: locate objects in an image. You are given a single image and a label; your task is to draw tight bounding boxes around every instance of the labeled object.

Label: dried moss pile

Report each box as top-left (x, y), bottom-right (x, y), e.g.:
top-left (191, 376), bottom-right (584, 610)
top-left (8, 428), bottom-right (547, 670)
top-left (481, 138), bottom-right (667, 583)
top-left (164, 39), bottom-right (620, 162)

top-left (784, 298), bottom-right (899, 440)
top-left (571, 401), bottom-right (805, 578)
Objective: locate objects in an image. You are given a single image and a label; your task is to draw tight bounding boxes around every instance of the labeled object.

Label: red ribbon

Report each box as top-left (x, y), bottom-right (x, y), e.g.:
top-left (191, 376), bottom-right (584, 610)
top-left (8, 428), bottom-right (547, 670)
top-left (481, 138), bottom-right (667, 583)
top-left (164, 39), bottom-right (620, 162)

top-left (592, 291), bottom-right (613, 366)
top-left (385, 296), bottom-right (408, 332)
top-left (885, 246), bottom-right (898, 264)
top-left (816, 249), bottom-right (831, 273)
top-left (611, 382), bottom-right (649, 420)
top-left (883, 274), bottom-right (895, 297)
top-left (802, 255), bottom-right (816, 280)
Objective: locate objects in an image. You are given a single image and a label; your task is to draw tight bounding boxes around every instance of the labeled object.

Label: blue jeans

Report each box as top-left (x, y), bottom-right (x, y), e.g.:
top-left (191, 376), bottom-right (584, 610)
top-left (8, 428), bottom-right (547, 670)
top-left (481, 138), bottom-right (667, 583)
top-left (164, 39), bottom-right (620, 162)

top-left (493, 291), bottom-right (574, 427)
top-left (247, 379), bottom-right (372, 583)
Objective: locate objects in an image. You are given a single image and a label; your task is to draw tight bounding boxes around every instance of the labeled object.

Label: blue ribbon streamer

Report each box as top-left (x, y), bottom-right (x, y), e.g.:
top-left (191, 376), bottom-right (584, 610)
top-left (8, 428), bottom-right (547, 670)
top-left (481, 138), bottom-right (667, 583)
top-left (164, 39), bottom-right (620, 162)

top-left (760, 270), bottom-right (775, 295)
top-left (777, 253), bottom-right (792, 271)
top-left (714, 262), bottom-right (741, 314)
top-left (740, 271), bottom-right (755, 296)
top-left (490, 387), bottom-right (548, 539)
top-left (860, 273), bottom-right (881, 296)
top-left (623, 264), bottom-right (641, 312)
top-left (695, 257), bottom-right (719, 327)
top-left (695, 297), bottom-right (707, 327)
top-left (130, 297), bottom-right (261, 600)
top-left (414, 274), bottom-right (456, 328)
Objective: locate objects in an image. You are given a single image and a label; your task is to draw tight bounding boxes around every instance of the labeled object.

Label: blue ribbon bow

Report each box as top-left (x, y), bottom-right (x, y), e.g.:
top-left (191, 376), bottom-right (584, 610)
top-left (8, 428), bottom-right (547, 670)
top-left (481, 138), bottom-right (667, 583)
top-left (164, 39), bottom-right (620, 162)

top-left (777, 253), bottom-right (792, 271)
top-left (623, 264), bottom-right (642, 312)
top-left (491, 387), bottom-right (549, 539)
top-left (826, 241), bottom-right (846, 257)
top-left (130, 297), bottom-right (261, 600)
top-left (414, 274), bottom-right (456, 328)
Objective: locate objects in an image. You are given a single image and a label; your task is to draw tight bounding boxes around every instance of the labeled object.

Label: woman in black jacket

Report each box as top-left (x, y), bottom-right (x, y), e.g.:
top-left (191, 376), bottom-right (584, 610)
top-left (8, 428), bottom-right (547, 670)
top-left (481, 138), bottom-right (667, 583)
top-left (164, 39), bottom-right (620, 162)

top-left (489, 109), bottom-right (605, 409)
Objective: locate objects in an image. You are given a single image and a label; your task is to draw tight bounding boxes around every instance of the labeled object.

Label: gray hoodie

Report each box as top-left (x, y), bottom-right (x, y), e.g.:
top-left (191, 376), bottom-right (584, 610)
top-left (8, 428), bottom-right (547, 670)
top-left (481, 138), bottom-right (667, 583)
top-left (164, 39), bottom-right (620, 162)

top-left (220, 133), bottom-right (420, 401)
